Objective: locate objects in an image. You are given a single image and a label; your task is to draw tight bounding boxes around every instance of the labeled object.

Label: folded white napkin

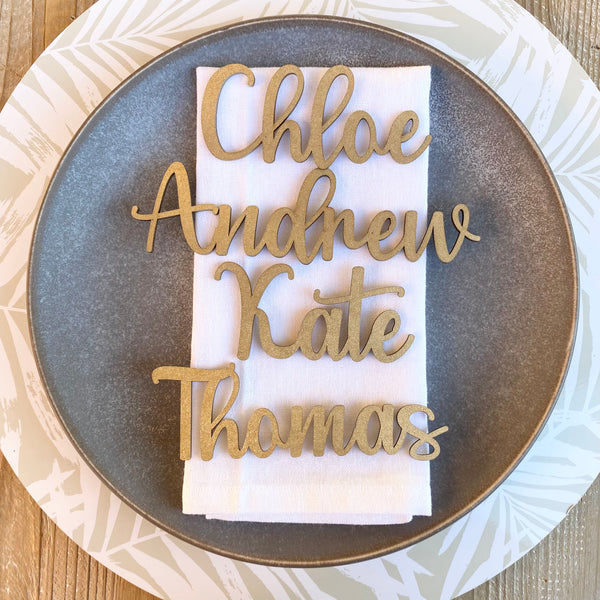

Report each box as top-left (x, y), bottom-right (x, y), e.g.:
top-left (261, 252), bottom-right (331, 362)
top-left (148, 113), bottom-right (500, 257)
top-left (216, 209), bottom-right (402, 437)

top-left (185, 65), bottom-right (431, 524)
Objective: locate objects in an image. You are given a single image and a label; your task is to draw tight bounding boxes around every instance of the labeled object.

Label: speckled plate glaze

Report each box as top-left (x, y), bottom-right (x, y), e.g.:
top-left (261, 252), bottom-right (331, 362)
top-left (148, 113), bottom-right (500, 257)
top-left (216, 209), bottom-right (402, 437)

top-left (28, 17), bottom-right (577, 567)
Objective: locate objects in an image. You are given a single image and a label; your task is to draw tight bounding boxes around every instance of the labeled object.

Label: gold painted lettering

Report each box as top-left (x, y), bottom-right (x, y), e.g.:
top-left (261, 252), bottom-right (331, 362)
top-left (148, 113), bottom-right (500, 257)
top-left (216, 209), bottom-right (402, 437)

top-left (200, 64), bottom-right (431, 168)
top-left (216, 262), bottom-right (413, 363)
top-left (395, 405), bottom-right (449, 460)
top-left (152, 365), bottom-right (448, 461)
top-left (201, 64), bottom-right (262, 160)
top-left (133, 163), bottom-right (480, 264)
top-left (131, 161), bottom-right (218, 253)
top-left (313, 266), bottom-right (412, 361)
top-left (214, 261), bottom-right (296, 361)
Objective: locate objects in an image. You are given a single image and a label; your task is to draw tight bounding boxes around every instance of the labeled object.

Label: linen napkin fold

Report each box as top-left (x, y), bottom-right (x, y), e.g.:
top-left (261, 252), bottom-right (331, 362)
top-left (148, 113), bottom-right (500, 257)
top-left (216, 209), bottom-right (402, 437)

top-left (185, 65), bottom-right (431, 524)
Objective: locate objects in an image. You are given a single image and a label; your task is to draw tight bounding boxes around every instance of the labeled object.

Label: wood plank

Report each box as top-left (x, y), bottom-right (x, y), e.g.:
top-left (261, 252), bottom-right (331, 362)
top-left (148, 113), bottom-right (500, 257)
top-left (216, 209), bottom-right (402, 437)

top-left (89, 557), bottom-right (106, 600)
top-left (76, 0), bottom-right (96, 15)
top-left (65, 538), bottom-right (80, 600)
top-left (44, 0), bottom-right (76, 47)
top-left (52, 510), bottom-right (70, 599)
top-left (75, 546), bottom-right (91, 600)
top-left (39, 512), bottom-right (57, 600)
top-left (0, 0), bottom-right (34, 106)
top-left (0, 453), bottom-right (41, 599)
top-left (33, 0), bottom-right (47, 61)
top-left (105, 569), bottom-right (117, 600)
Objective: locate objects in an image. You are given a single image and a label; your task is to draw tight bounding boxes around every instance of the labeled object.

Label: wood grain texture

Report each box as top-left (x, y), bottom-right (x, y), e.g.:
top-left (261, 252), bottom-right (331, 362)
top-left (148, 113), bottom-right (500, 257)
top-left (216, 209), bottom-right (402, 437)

top-left (518, 0), bottom-right (600, 85)
top-left (0, 453), bottom-right (40, 598)
top-left (0, 0), bottom-right (598, 598)
top-left (0, 454), bottom-right (158, 600)
top-left (0, 0), bottom-right (34, 107)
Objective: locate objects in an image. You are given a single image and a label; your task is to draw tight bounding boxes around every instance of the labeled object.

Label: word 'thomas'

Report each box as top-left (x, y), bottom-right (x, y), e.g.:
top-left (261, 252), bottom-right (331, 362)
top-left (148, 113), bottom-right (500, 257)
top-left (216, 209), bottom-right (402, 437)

top-left (152, 363), bottom-right (448, 461)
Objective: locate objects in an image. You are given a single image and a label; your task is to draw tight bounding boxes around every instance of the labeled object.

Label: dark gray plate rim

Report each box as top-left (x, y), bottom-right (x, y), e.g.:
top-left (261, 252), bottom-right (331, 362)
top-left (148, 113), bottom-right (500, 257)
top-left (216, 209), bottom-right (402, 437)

top-left (27, 15), bottom-right (578, 567)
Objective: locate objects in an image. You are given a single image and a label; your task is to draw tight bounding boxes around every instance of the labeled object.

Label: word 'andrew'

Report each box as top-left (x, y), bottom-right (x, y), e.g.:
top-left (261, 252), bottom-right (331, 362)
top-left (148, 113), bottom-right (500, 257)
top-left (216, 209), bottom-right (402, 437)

top-left (152, 364), bottom-right (449, 461)
top-left (131, 163), bottom-right (480, 263)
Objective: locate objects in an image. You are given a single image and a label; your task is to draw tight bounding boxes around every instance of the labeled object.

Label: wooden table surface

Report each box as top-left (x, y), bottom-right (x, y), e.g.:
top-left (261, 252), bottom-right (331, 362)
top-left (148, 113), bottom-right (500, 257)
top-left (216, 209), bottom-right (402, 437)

top-left (1, 1), bottom-right (598, 598)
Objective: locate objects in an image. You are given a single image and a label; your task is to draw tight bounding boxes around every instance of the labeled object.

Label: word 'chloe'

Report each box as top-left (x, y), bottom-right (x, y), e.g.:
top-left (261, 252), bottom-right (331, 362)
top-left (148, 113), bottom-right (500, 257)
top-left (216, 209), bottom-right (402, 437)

top-left (152, 364), bottom-right (449, 461)
top-left (200, 64), bottom-right (432, 168)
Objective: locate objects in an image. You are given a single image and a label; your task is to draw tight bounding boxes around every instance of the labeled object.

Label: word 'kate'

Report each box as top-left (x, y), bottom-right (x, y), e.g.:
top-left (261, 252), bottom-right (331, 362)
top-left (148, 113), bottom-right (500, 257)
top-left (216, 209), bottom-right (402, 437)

top-left (201, 64), bottom-right (432, 169)
top-left (152, 364), bottom-right (448, 461)
top-left (217, 262), bottom-right (413, 362)
top-left (131, 162), bottom-right (480, 263)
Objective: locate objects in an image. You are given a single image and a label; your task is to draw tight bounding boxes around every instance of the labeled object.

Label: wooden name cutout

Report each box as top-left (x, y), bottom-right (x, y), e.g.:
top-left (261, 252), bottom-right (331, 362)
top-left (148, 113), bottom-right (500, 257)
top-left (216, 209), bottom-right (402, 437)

top-left (152, 364), bottom-right (449, 461)
top-left (200, 64), bottom-right (431, 168)
top-left (132, 162), bottom-right (480, 263)
top-left (217, 262), bottom-right (413, 362)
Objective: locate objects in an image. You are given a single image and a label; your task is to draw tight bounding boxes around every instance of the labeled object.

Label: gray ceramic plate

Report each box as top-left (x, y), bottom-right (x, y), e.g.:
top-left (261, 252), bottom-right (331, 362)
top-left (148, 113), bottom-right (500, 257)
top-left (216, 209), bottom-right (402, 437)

top-left (28, 16), bottom-right (577, 567)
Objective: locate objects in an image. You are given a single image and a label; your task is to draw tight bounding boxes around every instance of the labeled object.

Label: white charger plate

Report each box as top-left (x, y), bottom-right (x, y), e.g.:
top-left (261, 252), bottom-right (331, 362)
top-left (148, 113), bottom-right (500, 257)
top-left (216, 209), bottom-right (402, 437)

top-left (0, 1), bottom-right (599, 598)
